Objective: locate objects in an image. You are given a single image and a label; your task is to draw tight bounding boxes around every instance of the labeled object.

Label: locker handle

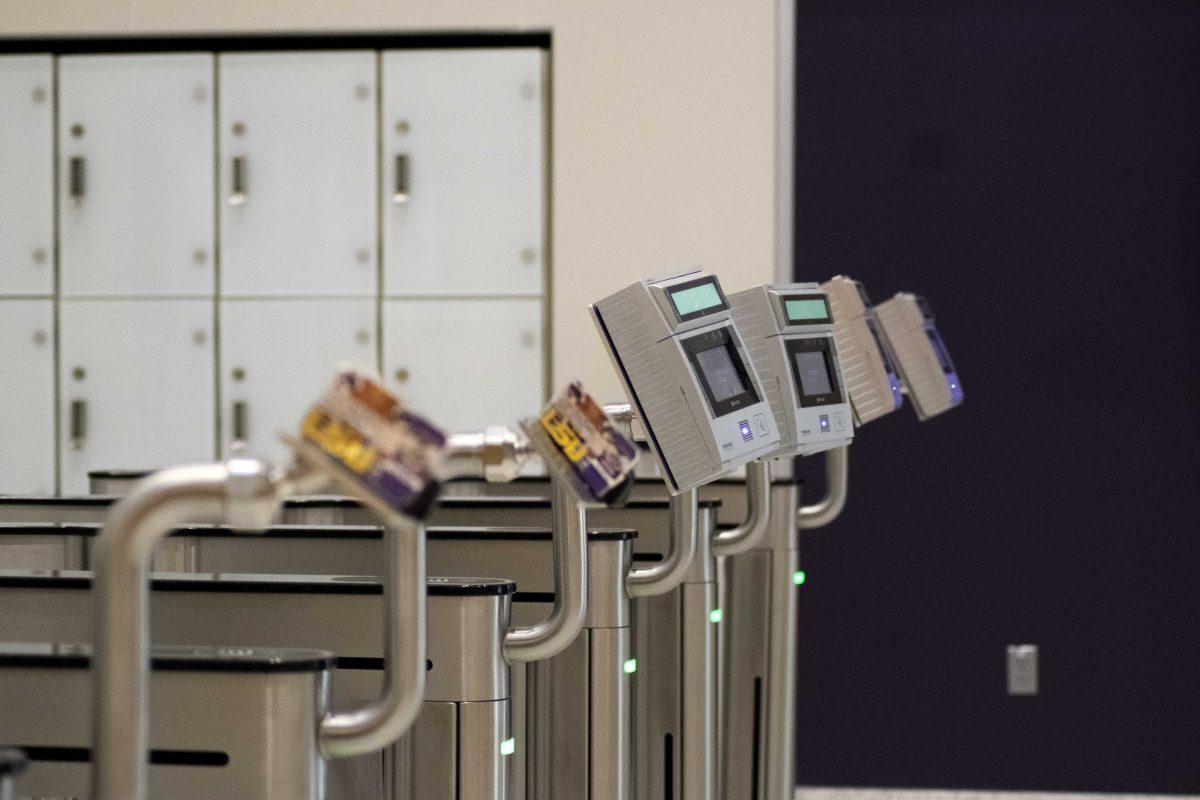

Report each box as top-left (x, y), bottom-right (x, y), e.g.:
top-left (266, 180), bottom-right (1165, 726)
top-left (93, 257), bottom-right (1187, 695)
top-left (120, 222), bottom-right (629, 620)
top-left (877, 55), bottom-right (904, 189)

top-left (229, 156), bottom-right (247, 205)
top-left (68, 156), bottom-right (86, 206)
top-left (392, 154), bottom-right (410, 204)
top-left (69, 400), bottom-right (87, 450)
top-left (232, 401), bottom-right (248, 443)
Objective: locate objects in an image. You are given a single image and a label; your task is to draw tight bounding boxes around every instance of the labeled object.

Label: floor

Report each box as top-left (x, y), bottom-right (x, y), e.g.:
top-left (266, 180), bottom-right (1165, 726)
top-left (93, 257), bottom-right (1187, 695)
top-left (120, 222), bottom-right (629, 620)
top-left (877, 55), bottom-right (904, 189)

top-left (798, 790), bottom-right (1200, 800)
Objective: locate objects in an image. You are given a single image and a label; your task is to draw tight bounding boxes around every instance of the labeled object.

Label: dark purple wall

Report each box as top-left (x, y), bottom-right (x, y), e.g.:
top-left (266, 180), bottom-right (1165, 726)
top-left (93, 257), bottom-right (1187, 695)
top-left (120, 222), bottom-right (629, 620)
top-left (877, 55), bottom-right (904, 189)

top-left (793, 1), bottom-right (1200, 793)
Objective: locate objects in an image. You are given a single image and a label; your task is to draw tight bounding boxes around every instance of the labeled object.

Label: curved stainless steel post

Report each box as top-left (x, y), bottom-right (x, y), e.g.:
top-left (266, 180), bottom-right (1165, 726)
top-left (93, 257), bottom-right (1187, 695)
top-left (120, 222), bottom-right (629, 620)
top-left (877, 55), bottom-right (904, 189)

top-left (711, 459), bottom-right (772, 557)
top-left (503, 477), bottom-right (589, 662)
top-left (320, 514), bottom-right (426, 756)
top-left (797, 445), bottom-right (849, 529)
top-left (93, 455), bottom-right (430, 799)
top-left (92, 461), bottom-right (280, 800)
top-left (626, 488), bottom-right (699, 598)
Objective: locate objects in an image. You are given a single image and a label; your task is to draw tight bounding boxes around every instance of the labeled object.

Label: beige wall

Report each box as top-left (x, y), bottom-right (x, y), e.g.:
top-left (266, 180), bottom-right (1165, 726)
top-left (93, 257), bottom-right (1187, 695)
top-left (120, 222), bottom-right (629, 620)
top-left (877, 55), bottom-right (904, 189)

top-left (1, 1), bottom-right (780, 400)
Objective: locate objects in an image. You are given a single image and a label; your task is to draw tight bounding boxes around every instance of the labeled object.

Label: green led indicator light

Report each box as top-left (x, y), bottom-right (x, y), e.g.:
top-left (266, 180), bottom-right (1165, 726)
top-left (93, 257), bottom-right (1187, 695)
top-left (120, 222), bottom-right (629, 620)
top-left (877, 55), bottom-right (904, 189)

top-left (792, 570), bottom-right (807, 586)
top-left (709, 608), bottom-right (723, 624)
top-left (500, 738), bottom-right (516, 756)
top-left (623, 658), bottom-right (638, 674)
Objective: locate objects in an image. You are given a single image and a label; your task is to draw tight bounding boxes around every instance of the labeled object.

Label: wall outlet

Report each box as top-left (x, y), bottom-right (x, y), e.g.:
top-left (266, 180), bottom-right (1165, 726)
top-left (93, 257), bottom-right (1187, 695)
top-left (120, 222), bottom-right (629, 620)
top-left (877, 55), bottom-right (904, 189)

top-left (1007, 644), bottom-right (1038, 696)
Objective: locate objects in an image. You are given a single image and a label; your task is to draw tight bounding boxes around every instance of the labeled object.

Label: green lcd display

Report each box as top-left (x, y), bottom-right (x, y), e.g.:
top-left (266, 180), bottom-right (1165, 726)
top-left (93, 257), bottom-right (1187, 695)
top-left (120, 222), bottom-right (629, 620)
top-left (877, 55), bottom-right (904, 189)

top-left (670, 282), bottom-right (724, 318)
top-left (784, 298), bottom-right (830, 323)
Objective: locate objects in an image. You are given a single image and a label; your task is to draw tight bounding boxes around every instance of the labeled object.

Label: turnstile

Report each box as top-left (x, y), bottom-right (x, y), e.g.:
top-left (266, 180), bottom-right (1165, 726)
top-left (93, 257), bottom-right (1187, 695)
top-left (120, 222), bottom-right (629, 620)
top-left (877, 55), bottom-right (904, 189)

top-left (0, 643), bottom-right (334, 800)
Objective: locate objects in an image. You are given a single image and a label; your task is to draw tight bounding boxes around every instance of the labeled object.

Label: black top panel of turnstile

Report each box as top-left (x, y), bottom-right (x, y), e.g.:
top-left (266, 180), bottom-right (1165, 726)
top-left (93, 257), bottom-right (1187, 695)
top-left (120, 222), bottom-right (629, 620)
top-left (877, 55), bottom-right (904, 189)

top-left (0, 642), bottom-right (336, 672)
top-left (0, 494), bottom-right (728, 511)
top-left (435, 495), bottom-right (722, 510)
top-left (427, 526), bottom-right (637, 542)
top-left (448, 475), bottom-right (800, 488)
top-left (0, 747), bottom-right (28, 776)
top-left (0, 523), bottom-right (100, 536)
top-left (426, 577), bottom-right (517, 596)
top-left (0, 569), bottom-right (516, 597)
top-left (0, 523), bottom-right (637, 542)
top-left (0, 496), bottom-right (115, 506)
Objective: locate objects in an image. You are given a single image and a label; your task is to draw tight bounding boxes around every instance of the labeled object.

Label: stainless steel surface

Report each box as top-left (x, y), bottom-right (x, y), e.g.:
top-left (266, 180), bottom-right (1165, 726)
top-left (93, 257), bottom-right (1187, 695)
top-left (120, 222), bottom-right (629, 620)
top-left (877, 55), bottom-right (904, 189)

top-left (91, 456), bottom-right (428, 800)
top-left (585, 536), bottom-right (632, 630)
top-left (712, 459), bottom-right (771, 557)
top-left (530, 632), bottom-right (588, 800)
top-left (590, 626), bottom-right (633, 800)
top-left (425, 591), bottom-right (511, 703)
top-left (504, 479), bottom-right (588, 663)
top-left (460, 700), bottom-right (511, 800)
top-left (390, 702), bottom-right (456, 798)
top-left (1, 657), bottom-right (328, 800)
top-left (797, 446), bottom-right (848, 529)
top-left (630, 502), bottom-right (720, 800)
top-left (632, 587), bottom-right (681, 800)
top-left (533, 534), bottom-right (635, 800)
top-left (445, 427), bottom-right (534, 484)
top-left (720, 480), bottom-right (800, 800)
top-left (320, 516), bottom-right (426, 759)
top-left (627, 489), bottom-right (699, 598)
top-left (93, 463), bottom-right (234, 800)
top-left (680, 580), bottom-right (718, 800)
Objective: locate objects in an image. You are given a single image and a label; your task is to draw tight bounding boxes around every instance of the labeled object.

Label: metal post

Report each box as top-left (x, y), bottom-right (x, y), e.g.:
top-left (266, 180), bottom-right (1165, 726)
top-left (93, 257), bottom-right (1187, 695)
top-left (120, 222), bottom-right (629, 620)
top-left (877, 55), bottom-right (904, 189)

top-left (320, 515), bottom-right (426, 757)
top-left (92, 463), bottom-right (253, 800)
top-left (504, 477), bottom-right (589, 663)
top-left (92, 455), bottom-right (430, 800)
top-left (712, 459), bottom-right (772, 557)
top-left (626, 489), bottom-right (699, 598)
top-left (797, 445), bottom-right (848, 529)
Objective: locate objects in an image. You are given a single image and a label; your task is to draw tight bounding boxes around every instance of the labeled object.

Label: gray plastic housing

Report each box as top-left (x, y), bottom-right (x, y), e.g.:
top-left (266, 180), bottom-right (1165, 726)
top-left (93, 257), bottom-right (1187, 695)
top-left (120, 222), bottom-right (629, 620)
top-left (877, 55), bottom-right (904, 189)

top-left (873, 292), bottom-right (963, 420)
top-left (820, 275), bottom-right (904, 426)
top-left (591, 269), bottom-right (782, 494)
top-left (728, 283), bottom-right (853, 457)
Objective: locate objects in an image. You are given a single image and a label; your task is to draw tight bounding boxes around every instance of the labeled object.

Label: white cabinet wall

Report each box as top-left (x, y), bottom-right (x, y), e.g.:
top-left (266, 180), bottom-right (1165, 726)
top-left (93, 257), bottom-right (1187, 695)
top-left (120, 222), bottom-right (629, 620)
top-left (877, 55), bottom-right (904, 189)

top-left (0, 56), bottom-right (54, 297)
top-left (219, 52), bottom-right (378, 297)
top-left (0, 46), bottom-right (547, 494)
top-left (59, 300), bottom-right (215, 495)
top-left (219, 300), bottom-right (376, 463)
top-left (0, 301), bottom-right (56, 494)
top-left (382, 49), bottom-right (545, 297)
top-left (383, 299), bottom-right (543, 431)
top-left (58, 55), bottom-right (215, 297)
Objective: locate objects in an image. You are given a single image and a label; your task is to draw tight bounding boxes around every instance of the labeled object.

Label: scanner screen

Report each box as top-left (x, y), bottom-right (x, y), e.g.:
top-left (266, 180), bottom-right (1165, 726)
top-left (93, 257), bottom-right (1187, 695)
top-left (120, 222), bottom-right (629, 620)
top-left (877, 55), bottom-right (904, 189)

top-left (794, 351), bottom-right (833, 397)
top-left (695, 344), bottom-right (747, 402)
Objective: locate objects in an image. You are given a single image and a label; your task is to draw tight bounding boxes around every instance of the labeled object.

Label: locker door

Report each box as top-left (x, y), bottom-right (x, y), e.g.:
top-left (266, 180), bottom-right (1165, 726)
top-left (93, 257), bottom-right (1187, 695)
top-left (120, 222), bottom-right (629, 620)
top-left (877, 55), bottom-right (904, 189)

top-left (0, 301), bottom-right (55, 494)
top-left (220, 299), bottom-right (376, 463)
top-left (383, 299), bottom-right (543, 431)
top-left (382, 49), bottom-right (546, 297)
top-left (0, 56), bottom-right (54, 296)
top-left (59, 300), bottom-right (215, 495)
top-left (219, 52), bottom-right (377, 297)
top-left (58, 54), bottom-right (215, 297)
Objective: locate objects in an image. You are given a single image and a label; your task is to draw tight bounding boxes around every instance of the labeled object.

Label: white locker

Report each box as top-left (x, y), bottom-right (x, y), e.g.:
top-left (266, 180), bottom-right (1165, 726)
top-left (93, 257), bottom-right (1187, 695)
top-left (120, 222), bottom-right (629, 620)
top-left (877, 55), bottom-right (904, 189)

top-left (383, 299), bottom-right (543, 431)
top-left (0, 56), bottom-right (54, 296)
top-left (59, 299), bottom-right (215, 495)
top-left (219, 299), bottom-right (376, 463)
top-left (0, 301), bottom-right (55, 494)
top-left (219, 52), bottom-right (377, 297)
top-left (382, 49), bottom-right (546, 297)
top-left (58, 54), bottom-right (215, 297)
